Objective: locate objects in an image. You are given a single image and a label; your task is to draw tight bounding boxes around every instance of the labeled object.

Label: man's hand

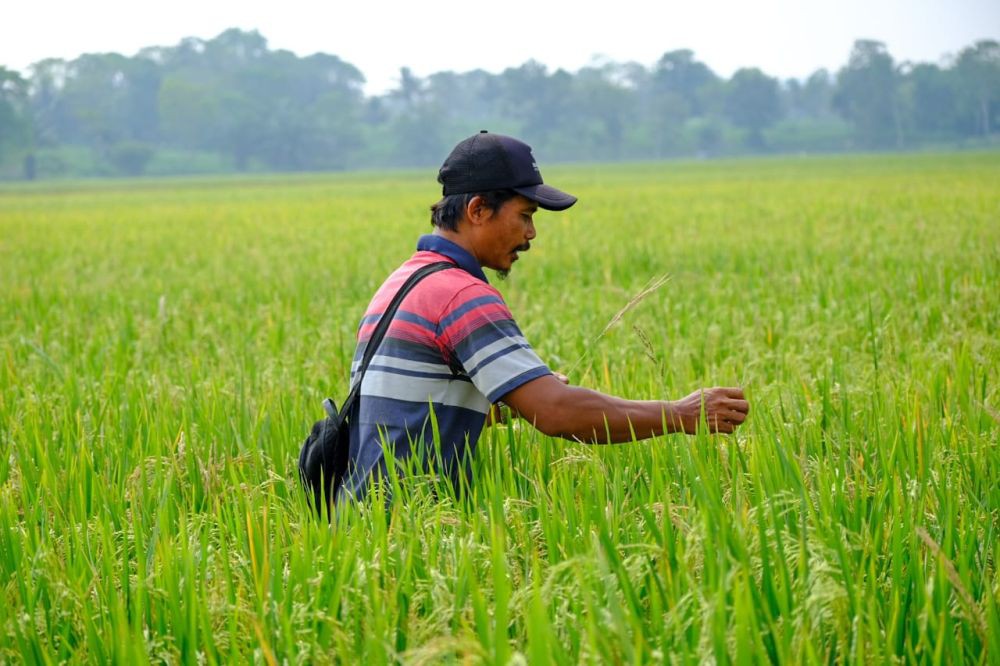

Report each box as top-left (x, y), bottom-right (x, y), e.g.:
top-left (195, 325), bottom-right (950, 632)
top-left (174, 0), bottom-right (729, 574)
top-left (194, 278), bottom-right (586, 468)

top-left (666, 387), bottom-right (749, 434)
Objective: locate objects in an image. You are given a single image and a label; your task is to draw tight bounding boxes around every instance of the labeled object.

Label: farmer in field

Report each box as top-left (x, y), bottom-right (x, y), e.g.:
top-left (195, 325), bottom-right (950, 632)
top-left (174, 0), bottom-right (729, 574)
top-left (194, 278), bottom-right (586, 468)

top-left (340, 131), bottom-right (748, 502)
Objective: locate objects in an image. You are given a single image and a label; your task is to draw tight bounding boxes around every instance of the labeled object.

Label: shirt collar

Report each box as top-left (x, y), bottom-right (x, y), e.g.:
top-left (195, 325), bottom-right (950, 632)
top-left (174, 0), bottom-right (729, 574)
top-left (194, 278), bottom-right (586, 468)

top-left (416, 234), bottom-right (489, 283)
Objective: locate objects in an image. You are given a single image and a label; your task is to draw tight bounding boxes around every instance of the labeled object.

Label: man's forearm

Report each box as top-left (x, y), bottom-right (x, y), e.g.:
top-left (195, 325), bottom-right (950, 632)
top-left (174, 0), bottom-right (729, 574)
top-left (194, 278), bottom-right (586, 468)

top-left (519, 384), bottom-right (677, 443)
top-left (502, 374), bottom-right (749, 440)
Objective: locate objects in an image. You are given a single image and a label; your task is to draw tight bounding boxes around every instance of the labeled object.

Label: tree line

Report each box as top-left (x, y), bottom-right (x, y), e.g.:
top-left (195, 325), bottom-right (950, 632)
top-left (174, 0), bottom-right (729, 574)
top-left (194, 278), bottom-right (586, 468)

top-left (0, 30), bottom-right (997, 179)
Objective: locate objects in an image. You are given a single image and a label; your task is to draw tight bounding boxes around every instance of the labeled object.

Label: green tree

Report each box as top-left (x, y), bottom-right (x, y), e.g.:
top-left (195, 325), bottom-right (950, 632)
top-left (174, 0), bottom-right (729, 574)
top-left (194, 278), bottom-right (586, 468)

top-left (157, 76), bottom-right (222, 149)
top-left (108, 141), bottom-right (154, 175)
top-left (647, 50), bottom-right (718, 156)
top-left (900, 63), bottom-right (960, 137)
top-left (954, 39), bottom-right (1000, 137)
top-left (424, 69), bottom-right (508, 131)
top-left (569, 62), bottom-right (636, 160)
top-left (784, 69), bottom-right (835, 120)
top-left (154, 30), bottom-right (366, 170)
top-left (0, 67), bottom-right (32, 168)
top-left (50, 53), bottom-right (161, 150)
top-left (498, 61), bottom-right (571, 144)
top-left (250, 51), bottom-right (365, 170)
top-left (309, 87), bottom-right (365, 169)
top-left (725, 68), bottom-right (781, 149)
top-left (375, 68), bottom-right (449, 166)
top-left (27, 59), bottom-right (71, 148)
top-left (834, 40), bottom-right (904, 148)
top-left (652, 49), bottom-right (717, 115)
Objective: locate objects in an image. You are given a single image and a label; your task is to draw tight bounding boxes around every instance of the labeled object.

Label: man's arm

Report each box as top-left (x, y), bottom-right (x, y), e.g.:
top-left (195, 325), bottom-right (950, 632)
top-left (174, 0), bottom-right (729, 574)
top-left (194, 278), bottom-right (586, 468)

top-left (501, 375), bottom-right (749, 443)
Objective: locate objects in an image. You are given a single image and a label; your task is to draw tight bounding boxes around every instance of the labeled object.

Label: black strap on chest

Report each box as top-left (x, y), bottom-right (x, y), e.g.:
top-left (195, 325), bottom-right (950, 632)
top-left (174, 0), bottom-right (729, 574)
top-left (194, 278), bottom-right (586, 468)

top-left (342, 261), bottom-right (456, 414)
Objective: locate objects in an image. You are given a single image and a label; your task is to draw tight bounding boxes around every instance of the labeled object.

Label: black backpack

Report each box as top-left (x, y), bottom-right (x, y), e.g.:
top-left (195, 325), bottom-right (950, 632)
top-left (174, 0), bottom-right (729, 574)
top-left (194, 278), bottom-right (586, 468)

top-left (298, 261), bottom-right (454, 517)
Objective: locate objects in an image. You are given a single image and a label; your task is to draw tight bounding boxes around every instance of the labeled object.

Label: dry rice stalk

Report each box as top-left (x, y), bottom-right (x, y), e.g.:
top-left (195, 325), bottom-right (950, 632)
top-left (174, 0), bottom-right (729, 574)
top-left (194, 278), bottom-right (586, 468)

top-left (980, 401), bottom-right (1000, 424)
top-left (633, 324), bottom-right (660, 367)
top-left (597, 273), bottom-right (671, 339)
top-left (568, 273), bottom-right (671, 375)
top-left (916, 526), bottom-right (989, 643)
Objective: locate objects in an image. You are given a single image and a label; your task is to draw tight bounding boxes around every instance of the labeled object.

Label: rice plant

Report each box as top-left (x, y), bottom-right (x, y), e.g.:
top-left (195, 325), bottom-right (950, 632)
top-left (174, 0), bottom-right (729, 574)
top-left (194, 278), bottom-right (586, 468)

top-left (1, 153), bottom-right (998, 663)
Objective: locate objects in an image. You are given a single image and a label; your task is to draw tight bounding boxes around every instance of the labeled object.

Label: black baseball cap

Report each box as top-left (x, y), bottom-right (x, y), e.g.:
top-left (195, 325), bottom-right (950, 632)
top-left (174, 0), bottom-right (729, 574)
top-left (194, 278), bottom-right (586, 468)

top-left (438, 130), bottom-right (577, 211)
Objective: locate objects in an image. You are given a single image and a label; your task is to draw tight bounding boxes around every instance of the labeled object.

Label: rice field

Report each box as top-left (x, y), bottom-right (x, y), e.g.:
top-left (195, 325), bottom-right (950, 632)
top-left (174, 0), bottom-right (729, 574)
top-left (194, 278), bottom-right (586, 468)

top-left (1, 152), bottom-right (999, 664)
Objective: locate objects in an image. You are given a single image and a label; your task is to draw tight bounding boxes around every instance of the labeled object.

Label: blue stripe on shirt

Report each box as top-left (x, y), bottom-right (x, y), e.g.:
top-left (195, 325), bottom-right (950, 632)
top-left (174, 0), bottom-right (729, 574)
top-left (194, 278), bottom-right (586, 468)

top-left (486, 366), bottom-right (553, 404)
top-left (450, 315), bottom-right (523, 346)
top-left (437, 294), bottom-right (507, 333)
top-left (366, 364), bottom-right (470, 382)
top-left (467, 342), bottom-right (535, 378)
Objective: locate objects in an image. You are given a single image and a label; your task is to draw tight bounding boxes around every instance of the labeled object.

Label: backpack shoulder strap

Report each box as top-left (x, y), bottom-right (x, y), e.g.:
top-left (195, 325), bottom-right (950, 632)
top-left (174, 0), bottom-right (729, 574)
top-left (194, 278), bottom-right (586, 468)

top-left (338, 260), bottom-right (455, 418)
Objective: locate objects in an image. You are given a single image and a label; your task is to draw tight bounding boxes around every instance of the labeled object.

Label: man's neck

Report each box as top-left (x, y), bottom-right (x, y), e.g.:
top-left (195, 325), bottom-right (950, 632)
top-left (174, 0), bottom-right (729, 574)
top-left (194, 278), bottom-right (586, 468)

top-left (433, 228), bottom-right (482, 266)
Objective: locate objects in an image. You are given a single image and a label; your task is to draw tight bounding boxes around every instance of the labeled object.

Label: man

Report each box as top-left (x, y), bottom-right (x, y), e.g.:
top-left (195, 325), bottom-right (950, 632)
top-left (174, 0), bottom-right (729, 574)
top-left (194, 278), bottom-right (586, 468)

top-left (340, 131), bottom-right (748, 502)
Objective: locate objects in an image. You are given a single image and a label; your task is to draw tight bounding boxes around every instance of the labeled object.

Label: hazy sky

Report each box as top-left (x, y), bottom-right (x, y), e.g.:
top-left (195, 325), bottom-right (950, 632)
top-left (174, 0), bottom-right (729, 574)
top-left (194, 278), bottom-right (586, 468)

top-left (3, 0), bottom-right (998, 94)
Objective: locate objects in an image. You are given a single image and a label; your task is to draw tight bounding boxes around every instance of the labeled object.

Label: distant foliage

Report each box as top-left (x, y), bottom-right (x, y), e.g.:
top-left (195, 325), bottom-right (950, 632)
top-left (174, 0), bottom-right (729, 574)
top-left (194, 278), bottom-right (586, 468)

top-left (108, 141), bottom-right (155, 176)
top-left (1, 31), bottom-right (998, 178)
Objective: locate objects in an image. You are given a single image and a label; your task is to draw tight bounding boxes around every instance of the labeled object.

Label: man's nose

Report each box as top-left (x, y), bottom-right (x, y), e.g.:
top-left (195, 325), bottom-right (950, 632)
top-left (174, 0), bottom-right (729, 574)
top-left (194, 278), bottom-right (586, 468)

top-left (525, 220), bottom-right (536, 240)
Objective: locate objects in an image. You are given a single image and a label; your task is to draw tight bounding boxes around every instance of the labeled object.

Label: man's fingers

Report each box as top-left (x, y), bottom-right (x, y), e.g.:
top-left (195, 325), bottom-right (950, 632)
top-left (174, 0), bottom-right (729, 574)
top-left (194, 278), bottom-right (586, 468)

top-left (726, 399), bottom-right (750, 414)
top-left (706, 412), bottom-right (738, 431)
top-left (706, 408), bottom-right (747, 433)
top-left (709, 419), bottom-right (735, 434)
top-left (703, 396), bottom-right (748, 413)
top-left (709, 410), bottom-right (745, 423)
top-left (723, 409), bottom-right (747, 423)
top-left (707, 386), bottom-right (744, 400)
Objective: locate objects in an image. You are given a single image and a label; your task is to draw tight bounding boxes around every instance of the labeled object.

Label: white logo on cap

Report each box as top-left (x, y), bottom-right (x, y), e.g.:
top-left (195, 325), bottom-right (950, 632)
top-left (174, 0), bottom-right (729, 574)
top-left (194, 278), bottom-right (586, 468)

top-left (532, 162), bottom-right (539, 171)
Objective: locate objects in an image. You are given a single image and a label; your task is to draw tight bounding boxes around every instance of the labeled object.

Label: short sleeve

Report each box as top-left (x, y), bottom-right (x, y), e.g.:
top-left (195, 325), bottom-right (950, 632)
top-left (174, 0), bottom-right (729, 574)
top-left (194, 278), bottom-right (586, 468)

top-left (438, 285), bottom-right (551, 403)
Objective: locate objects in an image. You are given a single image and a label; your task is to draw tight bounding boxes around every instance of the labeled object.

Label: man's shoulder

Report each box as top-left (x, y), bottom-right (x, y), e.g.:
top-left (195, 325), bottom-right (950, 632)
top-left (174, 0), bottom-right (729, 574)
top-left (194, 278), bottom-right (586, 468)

top-left (403, 252), bottom-right (504, 311)
top-left (362, 252), bottom-right (504, 328)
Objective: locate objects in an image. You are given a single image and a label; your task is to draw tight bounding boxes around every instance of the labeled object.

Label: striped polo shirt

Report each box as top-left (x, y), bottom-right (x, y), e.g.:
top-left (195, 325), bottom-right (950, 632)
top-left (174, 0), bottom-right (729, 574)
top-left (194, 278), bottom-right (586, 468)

top-left (340, 234), bottom-right (552, 501)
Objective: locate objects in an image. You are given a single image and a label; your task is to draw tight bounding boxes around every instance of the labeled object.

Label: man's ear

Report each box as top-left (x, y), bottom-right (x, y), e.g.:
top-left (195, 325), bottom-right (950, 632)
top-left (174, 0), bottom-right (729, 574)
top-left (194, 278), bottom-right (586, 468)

top-left (465, 195), bottom-right (493, 226)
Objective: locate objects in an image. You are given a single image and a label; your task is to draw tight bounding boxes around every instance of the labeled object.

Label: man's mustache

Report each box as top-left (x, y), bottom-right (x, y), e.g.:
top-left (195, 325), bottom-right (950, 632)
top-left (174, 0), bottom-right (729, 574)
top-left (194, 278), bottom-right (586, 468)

top-left (514, 242), bottom-right (531, 252)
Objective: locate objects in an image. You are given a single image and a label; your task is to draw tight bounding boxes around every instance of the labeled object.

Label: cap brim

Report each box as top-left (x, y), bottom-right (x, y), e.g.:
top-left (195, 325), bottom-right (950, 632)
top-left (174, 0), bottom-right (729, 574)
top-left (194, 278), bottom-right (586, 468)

top-left (513, 183), bottom-right (577, 211)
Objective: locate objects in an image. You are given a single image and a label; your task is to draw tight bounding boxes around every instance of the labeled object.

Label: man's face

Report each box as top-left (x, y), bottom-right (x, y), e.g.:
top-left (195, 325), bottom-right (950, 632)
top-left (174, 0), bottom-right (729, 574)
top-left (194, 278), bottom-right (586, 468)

top-left (479, 195), bottom-right (538, 278)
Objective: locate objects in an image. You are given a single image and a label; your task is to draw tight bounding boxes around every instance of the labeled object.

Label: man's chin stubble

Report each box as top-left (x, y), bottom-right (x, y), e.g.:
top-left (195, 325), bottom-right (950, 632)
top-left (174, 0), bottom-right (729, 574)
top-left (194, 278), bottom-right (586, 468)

top-left (495, 269), bottom-right (510, 280)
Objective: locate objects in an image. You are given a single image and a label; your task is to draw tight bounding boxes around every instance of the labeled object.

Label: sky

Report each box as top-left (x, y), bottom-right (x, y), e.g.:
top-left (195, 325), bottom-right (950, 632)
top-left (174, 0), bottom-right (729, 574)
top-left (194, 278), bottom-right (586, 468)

top-left (2, 0), bottom-right (998, 95)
